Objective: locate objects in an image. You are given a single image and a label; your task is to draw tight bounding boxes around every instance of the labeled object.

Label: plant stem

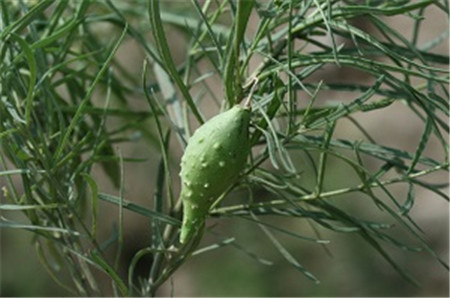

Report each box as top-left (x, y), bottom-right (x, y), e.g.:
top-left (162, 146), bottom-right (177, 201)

top-left (212, 163), bottom-right (449, 215)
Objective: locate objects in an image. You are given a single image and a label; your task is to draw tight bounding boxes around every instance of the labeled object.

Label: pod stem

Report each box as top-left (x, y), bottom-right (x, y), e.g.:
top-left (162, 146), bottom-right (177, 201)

top-left (243, 77), bottom-right (259, 109)
top-left (149, 225), bottom-right (204, 293)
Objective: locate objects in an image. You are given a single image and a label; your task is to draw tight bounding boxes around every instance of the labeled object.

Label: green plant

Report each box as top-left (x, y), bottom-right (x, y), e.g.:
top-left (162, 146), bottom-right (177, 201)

top-left (0, 0), bottom-right (448, 296)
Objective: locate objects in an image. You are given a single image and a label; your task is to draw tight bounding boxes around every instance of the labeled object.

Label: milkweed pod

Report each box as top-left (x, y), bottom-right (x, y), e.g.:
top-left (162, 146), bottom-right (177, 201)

top-left (179, 105), bottom-right (251, 243)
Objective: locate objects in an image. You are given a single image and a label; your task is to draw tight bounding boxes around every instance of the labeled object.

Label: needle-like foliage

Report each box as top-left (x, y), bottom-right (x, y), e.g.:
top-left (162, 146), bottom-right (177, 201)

top-left (0, 0), bottom-right (448, 296)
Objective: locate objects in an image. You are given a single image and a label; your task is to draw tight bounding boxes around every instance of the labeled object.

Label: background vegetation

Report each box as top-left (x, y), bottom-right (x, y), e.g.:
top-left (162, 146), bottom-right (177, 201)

top-left (1, 0), bottom-right (449, 296)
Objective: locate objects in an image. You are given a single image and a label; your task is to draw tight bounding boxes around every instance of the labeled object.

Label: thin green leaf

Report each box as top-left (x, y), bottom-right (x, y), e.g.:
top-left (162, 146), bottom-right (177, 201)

top-left (148, 0), bottom-right (203, 123)
top-left (98, 193), bottom-right (180, 226)
top-left (250, 212), bottom-right (320, 283)
top-left (90, 251), bottom-right (128, 296)
top-left (53, 25), bottom-right (128, 162)
top-left (9, 33), bottom-right (37, 125)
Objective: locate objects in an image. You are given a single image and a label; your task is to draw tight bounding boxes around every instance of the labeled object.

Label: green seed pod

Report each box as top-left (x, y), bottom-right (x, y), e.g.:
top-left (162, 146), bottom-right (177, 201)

top-left (179, 105), bottom-right (251, 243)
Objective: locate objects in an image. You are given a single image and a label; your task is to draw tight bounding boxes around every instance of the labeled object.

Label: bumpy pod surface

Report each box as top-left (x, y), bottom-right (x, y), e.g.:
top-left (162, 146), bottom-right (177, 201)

top-left (179, 105), bottom-right (250, 243)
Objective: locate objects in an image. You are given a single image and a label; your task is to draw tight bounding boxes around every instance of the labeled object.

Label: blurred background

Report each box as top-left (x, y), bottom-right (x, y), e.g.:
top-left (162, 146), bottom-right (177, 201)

top-left (1, 1), bottom-right (448, 296)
